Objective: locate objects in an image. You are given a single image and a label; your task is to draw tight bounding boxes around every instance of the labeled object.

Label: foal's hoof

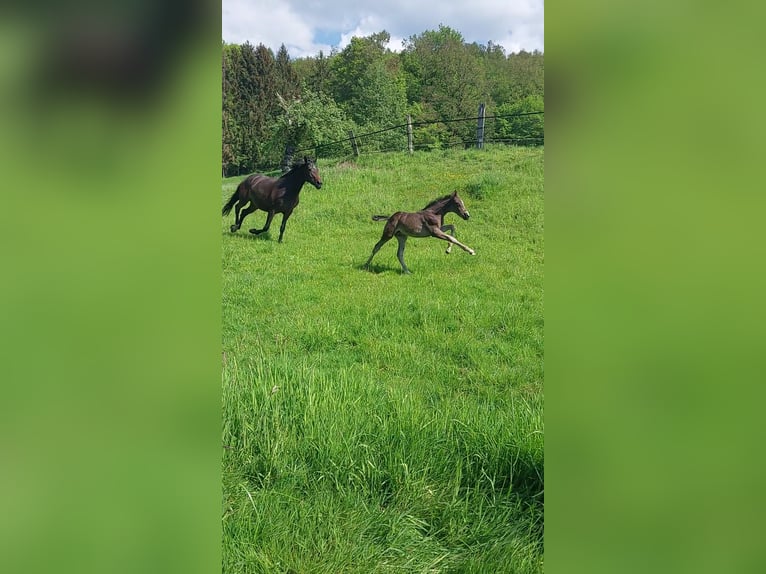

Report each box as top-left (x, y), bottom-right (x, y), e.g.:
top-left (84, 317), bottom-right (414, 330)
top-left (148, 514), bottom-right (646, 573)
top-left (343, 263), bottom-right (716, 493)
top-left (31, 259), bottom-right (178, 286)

top-left (248, 229), bottom-right (259, 234)
top-left (468, 249), bottom-right (476, 255)
top-left (230, 225), bottom-right (238, 233)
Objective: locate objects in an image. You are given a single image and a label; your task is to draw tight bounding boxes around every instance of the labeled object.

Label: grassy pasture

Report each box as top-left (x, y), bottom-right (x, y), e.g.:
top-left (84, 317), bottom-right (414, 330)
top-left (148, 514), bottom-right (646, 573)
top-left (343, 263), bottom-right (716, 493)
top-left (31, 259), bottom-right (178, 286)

top-left (222, 146), bottom-right (544, 573)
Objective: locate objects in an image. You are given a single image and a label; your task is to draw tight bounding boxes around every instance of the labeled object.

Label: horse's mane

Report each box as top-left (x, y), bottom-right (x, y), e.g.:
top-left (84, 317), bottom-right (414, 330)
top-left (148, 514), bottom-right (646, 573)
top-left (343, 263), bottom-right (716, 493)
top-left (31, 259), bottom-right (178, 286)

top-left (292, 156), bottom-right (315, 168)
top-left (280, 157), bottom-right (313, 177)
top-left (423, 194), bottom-right (454, 211)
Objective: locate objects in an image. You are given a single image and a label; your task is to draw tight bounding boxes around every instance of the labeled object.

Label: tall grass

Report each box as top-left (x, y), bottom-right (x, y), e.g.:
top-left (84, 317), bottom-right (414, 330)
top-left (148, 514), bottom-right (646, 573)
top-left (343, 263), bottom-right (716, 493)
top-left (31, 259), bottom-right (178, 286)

top-left (222, 145), bottom-right (544, 573)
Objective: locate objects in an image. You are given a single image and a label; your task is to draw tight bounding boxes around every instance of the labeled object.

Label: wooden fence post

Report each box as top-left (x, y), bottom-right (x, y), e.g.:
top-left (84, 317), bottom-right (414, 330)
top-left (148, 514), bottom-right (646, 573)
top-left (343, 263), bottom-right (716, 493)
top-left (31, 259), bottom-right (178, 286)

top-left (349, 130), bottom-right (359, 156)
top-left (476, 103), bottom-right (486, 149)
top-left (407, 114), bottom-right (413, 154)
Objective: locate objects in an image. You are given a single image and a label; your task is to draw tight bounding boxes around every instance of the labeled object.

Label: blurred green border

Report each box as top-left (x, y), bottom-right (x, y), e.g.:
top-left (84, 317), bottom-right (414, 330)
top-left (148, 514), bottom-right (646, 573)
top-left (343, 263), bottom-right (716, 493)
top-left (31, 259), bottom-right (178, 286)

top-left (547, 2), bottom-right (766, 573)
top-left (0, 8), bottom-right (222, 574)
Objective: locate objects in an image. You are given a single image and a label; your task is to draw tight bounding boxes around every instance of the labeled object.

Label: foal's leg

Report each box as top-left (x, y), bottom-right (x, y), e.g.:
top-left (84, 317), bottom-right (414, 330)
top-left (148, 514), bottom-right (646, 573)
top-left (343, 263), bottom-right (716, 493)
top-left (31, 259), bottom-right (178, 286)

top-left (396, 234), bottom-right (412, 274)
top-left (431, 228), bottom-right (475, 255)
top-left (441, 224), bottom-right (456, 254)
top-left (233, 203), bottom-right (257, 232)
top-left (364, 231), bottom-right (393, 269)
top-left (249, 211), bottom-right (275, 236)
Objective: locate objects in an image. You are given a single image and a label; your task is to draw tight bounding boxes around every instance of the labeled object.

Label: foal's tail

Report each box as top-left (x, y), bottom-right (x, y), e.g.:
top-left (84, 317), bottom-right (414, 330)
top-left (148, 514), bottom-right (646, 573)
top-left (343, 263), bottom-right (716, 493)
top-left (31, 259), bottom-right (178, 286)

top-left (372, 215), bottom-right (390, 221)
top-left (222, 186), bottom-right (240, 216)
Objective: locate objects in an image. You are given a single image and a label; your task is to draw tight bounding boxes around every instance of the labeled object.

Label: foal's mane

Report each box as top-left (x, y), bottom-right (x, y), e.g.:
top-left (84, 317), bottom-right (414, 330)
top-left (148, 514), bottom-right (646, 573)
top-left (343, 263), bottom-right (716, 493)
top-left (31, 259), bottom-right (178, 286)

top-left (423, 194), bottom-right (454, 211)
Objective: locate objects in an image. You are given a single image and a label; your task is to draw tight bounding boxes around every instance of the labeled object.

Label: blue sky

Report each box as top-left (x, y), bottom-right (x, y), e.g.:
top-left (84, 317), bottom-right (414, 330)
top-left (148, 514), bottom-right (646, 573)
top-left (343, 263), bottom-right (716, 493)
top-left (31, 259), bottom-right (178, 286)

top-left (222, 0), bottom-right (544, 59)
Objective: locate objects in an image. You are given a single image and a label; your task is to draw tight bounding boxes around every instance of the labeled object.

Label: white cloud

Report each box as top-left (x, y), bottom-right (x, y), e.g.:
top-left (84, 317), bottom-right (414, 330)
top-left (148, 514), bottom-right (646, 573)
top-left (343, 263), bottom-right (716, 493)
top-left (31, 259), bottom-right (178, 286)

top-left (222, 0), bottom-right (543, 58)
top-left (222, 0), bottom-right (333, 57)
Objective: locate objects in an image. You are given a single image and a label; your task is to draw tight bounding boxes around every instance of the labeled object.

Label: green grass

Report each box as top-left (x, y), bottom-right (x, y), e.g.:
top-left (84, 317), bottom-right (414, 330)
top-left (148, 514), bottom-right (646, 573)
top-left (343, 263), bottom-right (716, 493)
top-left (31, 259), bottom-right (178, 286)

top-left (222, 145), bottom-right (544, 573)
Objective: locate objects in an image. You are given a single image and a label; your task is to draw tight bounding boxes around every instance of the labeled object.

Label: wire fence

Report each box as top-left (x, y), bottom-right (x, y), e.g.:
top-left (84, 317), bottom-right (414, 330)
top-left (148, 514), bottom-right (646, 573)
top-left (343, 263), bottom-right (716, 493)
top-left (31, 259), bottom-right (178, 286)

top-left (291, 111), bottom-right (544, 160)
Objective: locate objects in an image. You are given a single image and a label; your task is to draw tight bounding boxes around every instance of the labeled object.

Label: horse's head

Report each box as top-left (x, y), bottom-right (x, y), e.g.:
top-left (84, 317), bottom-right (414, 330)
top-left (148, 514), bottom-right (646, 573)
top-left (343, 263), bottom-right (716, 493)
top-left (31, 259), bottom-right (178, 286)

top-left (451, 190), bottom-right (470, 220)
top-left (302, 156), bottom-right (323, 189)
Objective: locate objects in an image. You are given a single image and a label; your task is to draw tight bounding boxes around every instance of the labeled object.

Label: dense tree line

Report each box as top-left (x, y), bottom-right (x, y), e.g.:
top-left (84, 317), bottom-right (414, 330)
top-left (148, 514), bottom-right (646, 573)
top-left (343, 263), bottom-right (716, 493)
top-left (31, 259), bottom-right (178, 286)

top-left (222, 25), bottom-right (543, 176)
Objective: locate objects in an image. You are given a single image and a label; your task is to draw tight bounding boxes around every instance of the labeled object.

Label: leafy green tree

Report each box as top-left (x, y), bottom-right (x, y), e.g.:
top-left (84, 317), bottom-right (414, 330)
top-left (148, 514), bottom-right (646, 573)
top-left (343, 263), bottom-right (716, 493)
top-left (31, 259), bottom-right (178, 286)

top-left (495, 95), bottom-right (544, 145)
top-left (294, 50), bottom-right (334, 96)
top-left (266, 89), bottom-right (357, 163)
top-left (330, 32), bottom-right (390, 118)
top-left (401, 25), bottom-right (488, 144)
top-left (407, 102), bottom-right (451, 151)
top-left (507, 50), bottom-right (545, 102)
top-left (352, 59), bottom-right (408, 151)
top-left (481, 41), bottom-right (513, 107)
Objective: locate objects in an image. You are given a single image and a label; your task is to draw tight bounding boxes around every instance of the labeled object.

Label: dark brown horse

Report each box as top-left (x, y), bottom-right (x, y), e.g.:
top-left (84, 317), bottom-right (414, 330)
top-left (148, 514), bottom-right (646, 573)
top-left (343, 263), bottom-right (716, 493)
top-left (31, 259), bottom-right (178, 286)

top-left (222, 156), bottom-right (322, 243)
top-left (364, 190), bottom-right (475, 274)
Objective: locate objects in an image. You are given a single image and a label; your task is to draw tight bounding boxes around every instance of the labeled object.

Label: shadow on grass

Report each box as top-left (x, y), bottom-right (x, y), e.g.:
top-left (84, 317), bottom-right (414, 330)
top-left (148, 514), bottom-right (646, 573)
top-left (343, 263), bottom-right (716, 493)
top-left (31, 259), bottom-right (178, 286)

top-left (223, 230), bottom-right (274, 242)
top-left (357, 262), bottom-right (407, 275)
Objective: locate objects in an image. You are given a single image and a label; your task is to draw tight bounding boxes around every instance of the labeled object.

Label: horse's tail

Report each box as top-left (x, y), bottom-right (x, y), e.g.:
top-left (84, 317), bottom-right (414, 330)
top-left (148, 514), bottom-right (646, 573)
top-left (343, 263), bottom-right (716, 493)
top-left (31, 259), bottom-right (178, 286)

top-left (222, 186), bottom-right (240, 216)
top-left (372, 215), bottom-right (390, 221)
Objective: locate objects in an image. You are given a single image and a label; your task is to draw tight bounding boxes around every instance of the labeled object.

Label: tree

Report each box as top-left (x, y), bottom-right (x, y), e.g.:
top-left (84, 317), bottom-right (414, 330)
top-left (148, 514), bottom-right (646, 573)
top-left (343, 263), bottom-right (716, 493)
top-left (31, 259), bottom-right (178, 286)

top-left (275, 44), bottom-right (301, 103)
top-left (352, 59), bottom-right (408, 150)
top-left (222, 28), bottom-right (544, 167)
top-left (222, 42), bottom-right (254, 175)
top-left (401, 25), bottom-right (488, 144)
top-left (329, 31), bottom-right (391, 118)
top-left (407, 102), bottom-right (451, 151)
top-left (294, 50), bottom-right (334, 95)
top-left (495, 95), bottom-right (544, 145)
top-left (506, 50), bottom-right (545, 102)
top-left (266, 89), bottom-right (357, 162)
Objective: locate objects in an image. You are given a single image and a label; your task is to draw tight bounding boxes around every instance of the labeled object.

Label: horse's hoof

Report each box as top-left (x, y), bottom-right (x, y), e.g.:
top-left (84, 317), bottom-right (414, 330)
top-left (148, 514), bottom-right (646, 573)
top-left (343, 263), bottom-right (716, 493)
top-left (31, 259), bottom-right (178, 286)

top-left (230, 225), bottom-right (238, 233)
top-left (248, 229), bottom-right (258, 234)
top-left (469, 250), bottom-right (476, 255)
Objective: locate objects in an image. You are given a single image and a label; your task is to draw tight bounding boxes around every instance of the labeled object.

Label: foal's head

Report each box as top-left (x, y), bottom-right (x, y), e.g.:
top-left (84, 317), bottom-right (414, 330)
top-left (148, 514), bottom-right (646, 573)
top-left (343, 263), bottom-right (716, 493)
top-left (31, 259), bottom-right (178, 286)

top-left (449, 190), bottom-right (470, 220)
top-left (297, 156), bottom-right (323, 189)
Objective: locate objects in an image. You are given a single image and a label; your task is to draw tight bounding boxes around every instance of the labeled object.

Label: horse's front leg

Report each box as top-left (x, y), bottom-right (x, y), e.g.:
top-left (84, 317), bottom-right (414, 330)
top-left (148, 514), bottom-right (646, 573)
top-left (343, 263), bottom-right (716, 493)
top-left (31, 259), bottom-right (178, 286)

top-left (441, 224), bottom-right (456, 254)
top-left (249, 211), bottom-right (275, 236)
top-left (431, 228), bottom-right (475, 256)
top-left (277, 212), bottom-right (292, 243)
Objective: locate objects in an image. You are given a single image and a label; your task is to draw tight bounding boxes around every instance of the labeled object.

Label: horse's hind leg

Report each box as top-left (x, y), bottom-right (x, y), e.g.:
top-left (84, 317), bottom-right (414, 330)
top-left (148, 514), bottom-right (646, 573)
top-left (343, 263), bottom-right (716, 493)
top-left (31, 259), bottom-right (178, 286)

top-left (396, 235), bottom-right (411, 274)
top-left (364, 232), bottom-right (392, 269)
top-left (233, 203), bottom-right (257, 232)
top-left (227, 200), bottom-right (241, 232)
top-left (249, 211), bottom-right (275, 236)
top-left (441, 224), bottom-right (456, 254)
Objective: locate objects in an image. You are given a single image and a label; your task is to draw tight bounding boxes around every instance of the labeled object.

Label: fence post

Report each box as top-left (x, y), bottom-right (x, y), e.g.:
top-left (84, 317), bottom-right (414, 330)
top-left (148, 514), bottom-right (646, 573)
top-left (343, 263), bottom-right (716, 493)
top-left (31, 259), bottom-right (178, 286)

top-left (349, 130), bottom-right (359, 156)
top-left (407, 114), bottom-right (413, 154)
top-left (349, 131), bottom-right (359, 156)
top-left (476, 103), bottom-right (486, 149)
